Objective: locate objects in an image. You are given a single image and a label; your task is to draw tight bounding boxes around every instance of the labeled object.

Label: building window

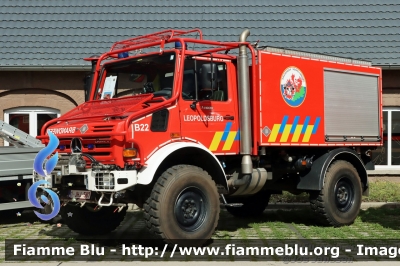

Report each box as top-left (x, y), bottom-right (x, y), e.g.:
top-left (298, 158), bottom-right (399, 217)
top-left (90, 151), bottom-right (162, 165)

top-left (4, 107), bottom-right (60, 146)
top-left (371, 108), bottom-right (400, 169)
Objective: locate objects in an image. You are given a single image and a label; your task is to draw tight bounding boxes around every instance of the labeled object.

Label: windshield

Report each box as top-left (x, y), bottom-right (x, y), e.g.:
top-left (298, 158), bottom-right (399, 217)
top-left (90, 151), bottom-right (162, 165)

top-left (94, 52), bottom-right (176, 100)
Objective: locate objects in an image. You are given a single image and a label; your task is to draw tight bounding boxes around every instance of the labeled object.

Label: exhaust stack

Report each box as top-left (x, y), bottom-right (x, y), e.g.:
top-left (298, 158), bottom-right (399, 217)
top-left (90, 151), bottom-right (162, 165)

top-left (237, 29), bottom-right (252, 174)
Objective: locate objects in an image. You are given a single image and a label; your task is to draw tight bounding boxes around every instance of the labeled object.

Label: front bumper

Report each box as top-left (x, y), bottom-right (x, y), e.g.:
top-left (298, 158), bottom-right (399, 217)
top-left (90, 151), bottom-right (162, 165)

top-left (33, 154), bottom-right (138, 193)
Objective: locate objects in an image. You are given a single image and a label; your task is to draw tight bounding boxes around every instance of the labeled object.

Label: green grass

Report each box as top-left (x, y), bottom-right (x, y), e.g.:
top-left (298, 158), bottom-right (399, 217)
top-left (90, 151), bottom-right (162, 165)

top-left (217, 207), bottom-right (400, 239)
top-left (269, 180), bottom-right (400, 203)
top-left (363, 180), bottom-right (400, 202)
top-left (270, 192), bottom-right (309, 203)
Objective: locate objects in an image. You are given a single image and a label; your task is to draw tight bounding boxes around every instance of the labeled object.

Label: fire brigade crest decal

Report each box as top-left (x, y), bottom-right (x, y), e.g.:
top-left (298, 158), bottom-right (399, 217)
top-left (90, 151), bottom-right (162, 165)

top-left (280, 67), bottom-right (306, 107)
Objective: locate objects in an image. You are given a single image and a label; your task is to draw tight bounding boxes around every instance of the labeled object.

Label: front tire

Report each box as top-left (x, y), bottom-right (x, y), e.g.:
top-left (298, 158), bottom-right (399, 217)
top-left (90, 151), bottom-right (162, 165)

top-left (38, 197), bottom-right (63, 224)
top-left (143, 165), bottom-right (220, 246)
top-left (310, 160), bottom-right (362, 226)
top-left (60, 203), bottom-right (126, 235)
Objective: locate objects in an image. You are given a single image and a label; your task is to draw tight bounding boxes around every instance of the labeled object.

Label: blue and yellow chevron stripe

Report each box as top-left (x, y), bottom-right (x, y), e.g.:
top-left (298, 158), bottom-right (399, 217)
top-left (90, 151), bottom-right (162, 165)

top-left (209, 122), bottom-right (240, 151)
top-left (268, 115), bottom-right (320, 143)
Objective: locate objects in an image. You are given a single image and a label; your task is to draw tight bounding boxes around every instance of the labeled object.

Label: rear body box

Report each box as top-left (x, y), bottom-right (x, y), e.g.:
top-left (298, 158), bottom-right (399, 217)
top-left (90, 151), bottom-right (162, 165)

top-left (255, 47), bottom-right (382, 147)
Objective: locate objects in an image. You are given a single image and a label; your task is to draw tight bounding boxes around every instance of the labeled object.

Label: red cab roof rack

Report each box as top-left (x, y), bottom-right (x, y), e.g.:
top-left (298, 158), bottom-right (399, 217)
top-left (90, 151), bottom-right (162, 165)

top-left (109, 29), bottom-right (203, 53)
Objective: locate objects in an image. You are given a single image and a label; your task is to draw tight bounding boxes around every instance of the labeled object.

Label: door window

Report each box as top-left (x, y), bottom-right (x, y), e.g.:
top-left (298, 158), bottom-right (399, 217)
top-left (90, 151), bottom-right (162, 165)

top-left (182, 59), bottom-right (228, 102)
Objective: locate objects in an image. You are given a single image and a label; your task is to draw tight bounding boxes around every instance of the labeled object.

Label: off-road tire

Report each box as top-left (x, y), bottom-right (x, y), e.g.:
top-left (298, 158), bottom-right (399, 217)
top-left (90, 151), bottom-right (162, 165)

top-left (225, 190), bottom-right (271, 217)
top-left (60, 203), bottom-right (126, 235)
top-left (310, 160), bottom-right (362, 226)
top-left (143, 165), bottom-right (220, 246)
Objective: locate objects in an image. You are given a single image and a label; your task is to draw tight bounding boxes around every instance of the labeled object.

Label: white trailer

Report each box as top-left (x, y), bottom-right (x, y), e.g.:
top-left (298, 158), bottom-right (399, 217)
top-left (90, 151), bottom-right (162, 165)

top-left (0, 120), bottom-right (43, 211)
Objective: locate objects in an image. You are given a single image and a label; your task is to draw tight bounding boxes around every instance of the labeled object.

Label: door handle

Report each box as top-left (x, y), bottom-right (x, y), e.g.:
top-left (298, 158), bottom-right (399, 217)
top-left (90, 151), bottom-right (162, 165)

top-left (223, 115), bottom-right (234, 120)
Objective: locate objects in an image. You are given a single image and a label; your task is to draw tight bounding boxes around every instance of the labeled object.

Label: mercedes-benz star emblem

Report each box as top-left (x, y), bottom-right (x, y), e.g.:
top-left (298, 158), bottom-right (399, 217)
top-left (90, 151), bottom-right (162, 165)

top-left (70, 138), bottom-right (82, 153)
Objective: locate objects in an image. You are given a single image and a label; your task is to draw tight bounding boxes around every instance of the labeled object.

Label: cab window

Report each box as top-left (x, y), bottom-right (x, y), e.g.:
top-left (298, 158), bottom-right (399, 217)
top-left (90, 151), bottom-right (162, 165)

top-left (94, 52), bottom-right (176, 100)
top-left (182, 59), bottom-right (228, 101)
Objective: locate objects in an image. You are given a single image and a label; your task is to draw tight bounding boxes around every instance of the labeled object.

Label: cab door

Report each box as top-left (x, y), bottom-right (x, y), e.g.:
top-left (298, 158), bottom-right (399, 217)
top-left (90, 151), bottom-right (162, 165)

top-left (179, 59), bottom-right (240, 154)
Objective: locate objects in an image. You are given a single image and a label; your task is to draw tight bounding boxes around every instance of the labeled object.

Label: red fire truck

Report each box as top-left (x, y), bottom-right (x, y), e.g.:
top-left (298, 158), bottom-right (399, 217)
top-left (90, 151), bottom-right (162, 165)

top-left (36, 29), bottom-right (382, 245)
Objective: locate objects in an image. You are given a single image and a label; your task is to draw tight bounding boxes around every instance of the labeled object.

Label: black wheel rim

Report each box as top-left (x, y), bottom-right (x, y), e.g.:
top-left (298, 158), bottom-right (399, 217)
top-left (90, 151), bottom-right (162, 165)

top-left (334, 176), bottom-right (355, 212)
top-left (174, 186), bottom-right (207, 232)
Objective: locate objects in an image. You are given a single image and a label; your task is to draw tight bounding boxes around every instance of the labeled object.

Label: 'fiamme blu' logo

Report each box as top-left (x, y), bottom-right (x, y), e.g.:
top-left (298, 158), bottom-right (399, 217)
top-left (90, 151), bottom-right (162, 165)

top-left (28, 131), bottom-right (61, 221)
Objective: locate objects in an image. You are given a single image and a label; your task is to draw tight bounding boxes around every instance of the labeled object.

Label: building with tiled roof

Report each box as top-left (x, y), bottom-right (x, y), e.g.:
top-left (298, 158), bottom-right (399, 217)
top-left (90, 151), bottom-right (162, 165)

top-left (0, 0), bottom-right (399, 169)
top-left (1, 0), bottom-right (400, 69)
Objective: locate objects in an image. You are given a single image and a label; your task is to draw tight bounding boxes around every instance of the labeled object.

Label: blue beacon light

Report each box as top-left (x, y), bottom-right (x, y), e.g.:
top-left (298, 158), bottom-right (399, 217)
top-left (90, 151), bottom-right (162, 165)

top-left (118, 52), bottom-right (129, 58)
top-left (87, 144), bottom-right (95, 150)
top-left (174, 42), bottom-right (188, 49)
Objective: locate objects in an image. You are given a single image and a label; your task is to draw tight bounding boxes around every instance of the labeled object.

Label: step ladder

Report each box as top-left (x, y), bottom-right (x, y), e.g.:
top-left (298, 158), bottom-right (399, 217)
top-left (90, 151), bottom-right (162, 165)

top-left (0, 120), bottom-right (44, 148)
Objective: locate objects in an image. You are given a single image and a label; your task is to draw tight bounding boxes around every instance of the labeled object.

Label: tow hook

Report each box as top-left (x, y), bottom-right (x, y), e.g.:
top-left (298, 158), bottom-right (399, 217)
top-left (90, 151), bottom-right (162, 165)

top-left (98, 192), bottom-right (115, 206)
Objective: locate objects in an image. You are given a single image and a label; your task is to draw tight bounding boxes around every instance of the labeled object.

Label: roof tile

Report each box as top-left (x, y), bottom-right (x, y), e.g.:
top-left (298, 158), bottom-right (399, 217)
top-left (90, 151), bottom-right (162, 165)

top-left (0, 0), bottom-right (399, 67)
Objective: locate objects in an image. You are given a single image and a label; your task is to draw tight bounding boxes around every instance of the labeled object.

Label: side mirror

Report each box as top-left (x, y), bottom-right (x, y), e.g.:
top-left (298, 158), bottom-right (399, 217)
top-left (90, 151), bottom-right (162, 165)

top-left (143, 82), bottom-right (155, 93)
top-left (83, 58), bottom-right (99, 101)
top-left (83, 74), bottom-right (92, 102)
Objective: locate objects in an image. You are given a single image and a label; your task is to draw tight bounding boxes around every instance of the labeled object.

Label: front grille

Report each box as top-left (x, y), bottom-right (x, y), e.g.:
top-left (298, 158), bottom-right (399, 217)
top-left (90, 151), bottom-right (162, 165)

top-left (54, 136), bottom-right (116, 164)
top-left (92, 143), bottom-right (111, 148)
top-left (95, 173), bottom-right (115, 190)
top-left (92, 125), bottom-right (115, 132)
top-left (58, 137), bottom-right (111, 152)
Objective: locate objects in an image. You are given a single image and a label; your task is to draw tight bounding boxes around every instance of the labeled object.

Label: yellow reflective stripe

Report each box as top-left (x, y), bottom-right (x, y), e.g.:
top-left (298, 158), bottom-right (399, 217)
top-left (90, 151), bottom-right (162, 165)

top-left (302, 125), bottom-right (314, 142)
top-left (291, 125), bottom-right (303, 142)
top-left (268, 124), bottom-right (281, 142)
top-left (222, 131), bottom-right (237, 150)
top-left (209, 132), bottom-right (223, 151)
top-left (280, 124), bottom-right (292, 142)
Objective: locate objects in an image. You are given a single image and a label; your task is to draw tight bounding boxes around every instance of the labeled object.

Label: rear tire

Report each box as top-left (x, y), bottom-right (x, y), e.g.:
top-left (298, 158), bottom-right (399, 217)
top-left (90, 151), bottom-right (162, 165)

top-left (225, 190), bottom-right (271, 217)
top-left (310, 160), bottom-right (362, 226)
top-left (143, 165), bottom-right (220, 246)
top-left (60, 203), bottom-right (126, 235)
